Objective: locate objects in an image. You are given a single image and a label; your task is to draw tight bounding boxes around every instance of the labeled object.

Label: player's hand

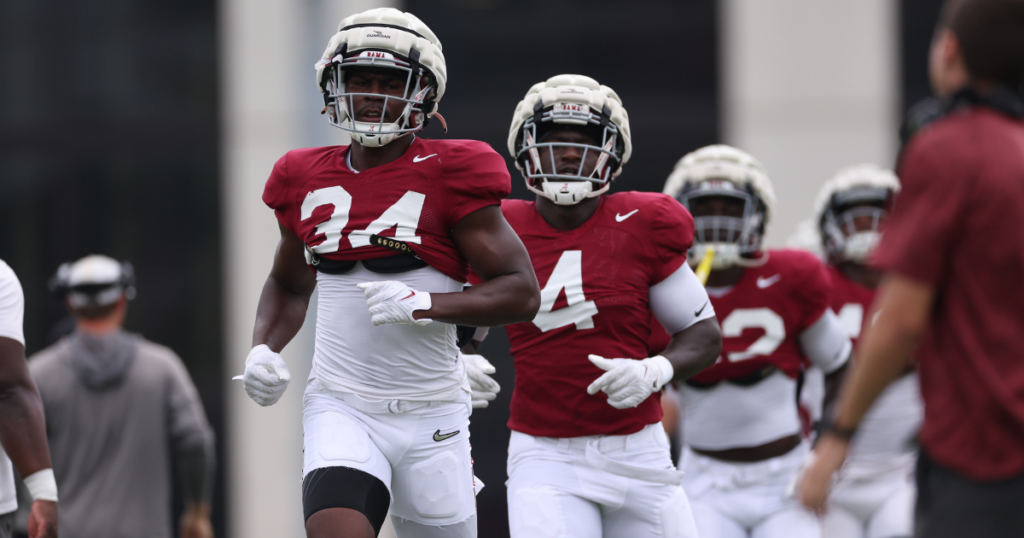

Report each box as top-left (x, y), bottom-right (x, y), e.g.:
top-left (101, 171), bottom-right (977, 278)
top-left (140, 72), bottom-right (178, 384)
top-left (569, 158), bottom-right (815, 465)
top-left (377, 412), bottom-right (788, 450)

top-left (586, 355), bottom-right (674, 409)
top-left (462, 352), bottom-right (500, 408)
top-left (797, 434), bottom-right (850, 515)
top-left (180, 502), bottom-right (214, 538)
top-left (235, 345), bottom-right (290, 407)
top-left (27, 500), bottom-right (57, 538)
top-left (357, 281), bottom-right (432, 326)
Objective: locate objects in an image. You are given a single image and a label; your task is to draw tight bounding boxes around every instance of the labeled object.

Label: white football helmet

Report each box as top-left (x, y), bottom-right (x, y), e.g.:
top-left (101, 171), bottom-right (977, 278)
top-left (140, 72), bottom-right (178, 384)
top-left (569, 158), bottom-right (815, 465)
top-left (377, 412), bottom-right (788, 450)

top-left (663, 145), bottom-right (776, 269)
top-left (508, 75), bottom-right (631, 205)
top-left (812, 164), bottom-right (900, 264)
top-left (315, 8), bottom-right (447, 147)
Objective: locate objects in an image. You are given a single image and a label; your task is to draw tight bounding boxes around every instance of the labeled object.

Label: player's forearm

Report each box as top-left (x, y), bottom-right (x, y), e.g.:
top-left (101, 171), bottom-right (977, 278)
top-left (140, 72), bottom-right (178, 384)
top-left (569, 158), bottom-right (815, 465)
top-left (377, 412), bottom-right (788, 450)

top-left (419, 271), bottom-right (540, 326)
top-left (252, 274), bottom-right (312, 352)
top-left (662, 317), bottom-right (722, 381)
top-left (0, 375), bottom-right (53, 477)
top-left (833, 276), bottom-right (929, 430)
top-left (822, 361), bottom-right (849, 421)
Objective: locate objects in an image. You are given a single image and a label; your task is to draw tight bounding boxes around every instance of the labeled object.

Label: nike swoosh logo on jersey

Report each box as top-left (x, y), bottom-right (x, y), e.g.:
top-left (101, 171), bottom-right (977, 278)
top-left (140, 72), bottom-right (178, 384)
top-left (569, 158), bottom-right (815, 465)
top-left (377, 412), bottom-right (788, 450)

top-left (401, 291), bottom-right (416, 301)
top-left (756, 274), bottom-right (782, 289)
top-left (694, 300), bottom-right (709, 317)
top-left (412, 154), bottom-right (438, 163)
top-left (433, 429), bottom-right (460, 442)
top-left (615, 209), bottom-right (639, 222)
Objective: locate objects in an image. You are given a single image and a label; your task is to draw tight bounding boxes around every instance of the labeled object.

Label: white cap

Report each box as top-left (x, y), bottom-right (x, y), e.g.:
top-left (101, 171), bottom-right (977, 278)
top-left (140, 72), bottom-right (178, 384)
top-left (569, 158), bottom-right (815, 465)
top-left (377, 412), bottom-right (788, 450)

top-left (53, 255), bottom-right (135, 308)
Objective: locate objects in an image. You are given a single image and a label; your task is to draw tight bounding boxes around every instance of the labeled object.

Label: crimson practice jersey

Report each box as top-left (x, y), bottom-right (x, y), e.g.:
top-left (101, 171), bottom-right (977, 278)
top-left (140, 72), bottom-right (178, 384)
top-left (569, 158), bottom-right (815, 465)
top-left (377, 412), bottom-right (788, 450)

top-left (652, 249), bottom-right (831, 384)
top-left (262, 137), bottom-right (511, 282)
top-left (825, 265), bottom-right (875, 348)
top-left (498, 192), bottom-right (693, 437)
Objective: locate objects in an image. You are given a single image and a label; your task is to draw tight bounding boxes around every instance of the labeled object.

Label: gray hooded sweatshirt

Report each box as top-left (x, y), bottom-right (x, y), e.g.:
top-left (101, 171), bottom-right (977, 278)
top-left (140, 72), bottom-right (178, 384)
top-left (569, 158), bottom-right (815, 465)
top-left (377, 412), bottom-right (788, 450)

top-left (28, 331), bottom-right (214, 538)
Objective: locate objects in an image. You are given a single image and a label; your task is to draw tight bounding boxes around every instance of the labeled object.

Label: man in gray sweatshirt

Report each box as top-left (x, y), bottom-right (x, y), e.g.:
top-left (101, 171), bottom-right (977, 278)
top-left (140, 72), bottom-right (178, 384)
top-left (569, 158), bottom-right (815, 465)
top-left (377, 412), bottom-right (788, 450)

top-left (28, 255), bottom-right (215, 538)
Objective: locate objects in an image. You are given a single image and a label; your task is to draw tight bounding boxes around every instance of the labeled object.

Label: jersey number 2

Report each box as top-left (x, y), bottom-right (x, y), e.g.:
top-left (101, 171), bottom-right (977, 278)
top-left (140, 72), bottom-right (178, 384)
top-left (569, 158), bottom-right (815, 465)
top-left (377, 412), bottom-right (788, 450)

top-left (300, 186), bottom-right (425, 254)
top-left (533, 251), bottom-right (598, 332)
top-left (720, 308), bottom-right (785, 362)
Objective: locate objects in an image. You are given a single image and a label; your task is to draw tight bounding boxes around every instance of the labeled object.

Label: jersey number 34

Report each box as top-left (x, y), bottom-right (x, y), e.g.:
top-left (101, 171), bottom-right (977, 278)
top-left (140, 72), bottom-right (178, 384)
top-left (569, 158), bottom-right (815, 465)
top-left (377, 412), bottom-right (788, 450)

top-left (301, 186), bottom-right (426, 254)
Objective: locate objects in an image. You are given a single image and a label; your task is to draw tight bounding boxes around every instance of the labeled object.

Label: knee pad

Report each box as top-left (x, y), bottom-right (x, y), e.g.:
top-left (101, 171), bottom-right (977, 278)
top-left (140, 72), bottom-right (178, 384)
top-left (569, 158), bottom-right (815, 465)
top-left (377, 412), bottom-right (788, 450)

top-left (408, 451), bottom-right (465, 520)
top-left (302, 466), bottom-right (391, 535)
top-left (509, 485), bottom-right (564, 538)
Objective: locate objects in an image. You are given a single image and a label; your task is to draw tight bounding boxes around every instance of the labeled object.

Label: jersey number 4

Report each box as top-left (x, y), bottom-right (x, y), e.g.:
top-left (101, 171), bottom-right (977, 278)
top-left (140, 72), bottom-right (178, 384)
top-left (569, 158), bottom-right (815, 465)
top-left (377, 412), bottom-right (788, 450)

top-left (533, 251), bottom-right (598, 332)
top-left (301, 186), bottom-right (425, 254)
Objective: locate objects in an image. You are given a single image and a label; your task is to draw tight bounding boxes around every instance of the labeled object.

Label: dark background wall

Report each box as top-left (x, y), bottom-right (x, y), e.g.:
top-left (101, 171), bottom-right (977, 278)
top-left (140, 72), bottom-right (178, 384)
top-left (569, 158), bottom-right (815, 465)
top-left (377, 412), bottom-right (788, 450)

top-left (901, 0), bottom-right (946, 113)
top-left (0, 0), bottom-right (224, 535)
top-left (407, 1), bottom-right (720, 535)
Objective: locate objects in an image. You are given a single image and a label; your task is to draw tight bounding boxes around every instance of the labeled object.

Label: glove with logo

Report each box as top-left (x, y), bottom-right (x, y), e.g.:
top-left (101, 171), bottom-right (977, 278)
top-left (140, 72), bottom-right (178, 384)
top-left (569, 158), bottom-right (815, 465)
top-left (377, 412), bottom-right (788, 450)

top-left (356, 281), bottom-right (432, 326)
top-left (462, 352), bottom-right (500, 408)
top-left (586, 354), bottom-right (674, 409)
top-left (234, 345), bottom-right (291, 407)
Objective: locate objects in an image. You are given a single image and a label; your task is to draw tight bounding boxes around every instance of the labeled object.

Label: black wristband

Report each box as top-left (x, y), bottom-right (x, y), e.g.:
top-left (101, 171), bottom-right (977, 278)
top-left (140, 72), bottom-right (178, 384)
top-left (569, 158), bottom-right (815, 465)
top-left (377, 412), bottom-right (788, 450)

top-left (820, 420), bottom-right (857, 441)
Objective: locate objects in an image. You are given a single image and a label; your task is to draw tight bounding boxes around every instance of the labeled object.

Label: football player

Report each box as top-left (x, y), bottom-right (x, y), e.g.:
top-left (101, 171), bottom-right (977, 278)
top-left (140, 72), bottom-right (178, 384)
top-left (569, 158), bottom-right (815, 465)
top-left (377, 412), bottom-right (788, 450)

top-left (239, 8), bottom-right (540, 538)
top-left (474, 74), bottom-right (723, 538)
top-left (801, 165), bottom-right (922, 538)
top-left (657, 145), bottom-right (852, 538)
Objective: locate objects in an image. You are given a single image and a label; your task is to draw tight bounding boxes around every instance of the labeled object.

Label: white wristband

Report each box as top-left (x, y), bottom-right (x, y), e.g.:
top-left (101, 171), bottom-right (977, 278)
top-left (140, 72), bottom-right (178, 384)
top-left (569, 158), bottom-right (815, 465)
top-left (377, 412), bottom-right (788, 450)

top-left (24, 468), bottom-right (58, 502)
top-left (649, 355), bottom-right (675, 390)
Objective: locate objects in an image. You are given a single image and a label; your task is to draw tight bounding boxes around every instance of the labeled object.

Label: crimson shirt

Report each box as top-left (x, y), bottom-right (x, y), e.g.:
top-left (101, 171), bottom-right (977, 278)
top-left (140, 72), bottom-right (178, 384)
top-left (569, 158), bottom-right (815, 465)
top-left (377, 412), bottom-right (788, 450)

top-left (497, 192), bottom-right (692, 437)
top-left (875, 106), bottom-right (1024, 481)
top-left (262, 138), bottom-right (511, 282)
top-left (652, 249), bottom-right (830, 384)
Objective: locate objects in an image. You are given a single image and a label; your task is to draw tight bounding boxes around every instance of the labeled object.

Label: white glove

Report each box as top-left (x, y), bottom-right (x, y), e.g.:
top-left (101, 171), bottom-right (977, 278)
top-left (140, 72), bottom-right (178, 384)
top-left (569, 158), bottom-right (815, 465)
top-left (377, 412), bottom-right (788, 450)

top-left (233, 345), bottom-right (291, 407)
top-left (586, 354), bottom-right (674, 410)
top-left (462, 352), bottom-right (500, 408)
top-left (356, 281), bottom-right (432, 326)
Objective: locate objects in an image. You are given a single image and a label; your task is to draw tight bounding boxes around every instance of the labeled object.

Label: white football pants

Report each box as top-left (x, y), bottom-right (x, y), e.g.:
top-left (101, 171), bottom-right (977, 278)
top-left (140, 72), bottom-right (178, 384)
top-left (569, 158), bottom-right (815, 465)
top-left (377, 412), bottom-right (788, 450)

top-left (681, 443), bottom-right (820, 538)
top-left (822, 455), bottom-right (916, 538)
top-left (302, 380), bottom-right (478, 536)
top-left (506, 423), bottom-right (698, 538)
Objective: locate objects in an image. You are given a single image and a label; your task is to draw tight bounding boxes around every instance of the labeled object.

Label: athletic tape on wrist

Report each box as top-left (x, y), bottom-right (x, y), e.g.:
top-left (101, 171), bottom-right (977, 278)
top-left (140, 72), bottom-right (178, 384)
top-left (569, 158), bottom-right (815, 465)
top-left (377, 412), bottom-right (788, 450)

top-left (24, 468), bottom-right (58, 501)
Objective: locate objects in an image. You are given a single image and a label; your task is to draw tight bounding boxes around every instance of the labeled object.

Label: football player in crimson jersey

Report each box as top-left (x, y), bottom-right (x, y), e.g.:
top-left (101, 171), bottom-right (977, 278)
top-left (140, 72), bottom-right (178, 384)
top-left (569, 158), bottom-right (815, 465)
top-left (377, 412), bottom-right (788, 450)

top-left (238, 9), bottom-right (540, 538)
top-left (654, 145), bottom-right (853, 538)
top-left (470, 74), bottom-right (722, 538)
top-left (791, 165), bottom-right (922, 538)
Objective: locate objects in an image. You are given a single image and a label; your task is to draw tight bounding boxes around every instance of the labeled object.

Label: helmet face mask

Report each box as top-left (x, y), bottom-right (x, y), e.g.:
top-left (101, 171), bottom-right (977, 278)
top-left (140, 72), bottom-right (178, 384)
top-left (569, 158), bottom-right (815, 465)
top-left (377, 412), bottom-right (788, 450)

top-left (820, 186), bottom-right (893, 264)
top-left (680, 182), bottom-right (767, 269)
top-left (518, 106), bottom-right (622, 196)
top-left (321, 50), bottom-right (437, 147)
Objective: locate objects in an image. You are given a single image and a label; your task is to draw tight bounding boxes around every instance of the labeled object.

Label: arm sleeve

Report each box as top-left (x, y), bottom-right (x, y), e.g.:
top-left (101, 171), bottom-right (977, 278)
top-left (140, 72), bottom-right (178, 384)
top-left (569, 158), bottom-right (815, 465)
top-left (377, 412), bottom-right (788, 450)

top-left (649, 195), bottom-right (694, 284)
top-left (444, 142), bottom-right (512, 227)
top-left (0, 262), bottom-right (25, 346)
top-left (165, 353), bottom-right (215, 505)
top-left (262, 152), bottom-right (295, 233)
top-left (798, 309), bottom-right (851, 374)
top-left (874, 137), bottom-right (965, 285)
top-left (471, 327), bottom-right (489, 343)
top-left (649, 263), bottom-right (715, 335)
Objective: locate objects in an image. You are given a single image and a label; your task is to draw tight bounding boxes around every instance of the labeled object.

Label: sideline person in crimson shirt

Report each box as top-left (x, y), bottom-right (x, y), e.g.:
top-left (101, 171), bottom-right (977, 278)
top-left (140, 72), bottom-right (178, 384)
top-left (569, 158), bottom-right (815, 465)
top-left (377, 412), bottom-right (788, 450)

top-left (799, 1), bottom-right (1024, 537)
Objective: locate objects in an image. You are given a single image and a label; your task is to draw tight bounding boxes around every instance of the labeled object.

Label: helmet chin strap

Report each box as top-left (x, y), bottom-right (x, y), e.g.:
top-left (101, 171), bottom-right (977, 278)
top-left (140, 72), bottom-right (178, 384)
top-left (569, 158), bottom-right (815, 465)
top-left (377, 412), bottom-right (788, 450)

top-left (535, 180), bottom-right (608, 205)
top-left (841, 231), bottom-right (880, 263)
top-left (689, 243), bottom-right (769, 270)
